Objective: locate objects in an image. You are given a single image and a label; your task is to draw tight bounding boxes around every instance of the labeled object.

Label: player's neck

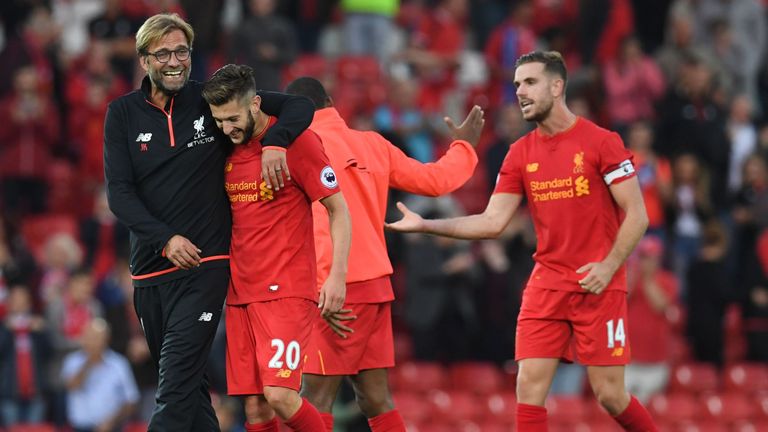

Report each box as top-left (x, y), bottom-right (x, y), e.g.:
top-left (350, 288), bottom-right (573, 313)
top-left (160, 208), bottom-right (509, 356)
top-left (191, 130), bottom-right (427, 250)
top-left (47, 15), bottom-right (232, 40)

top-left (536, 104), bottom-right (577, 137)
top-left (251, 111), bottom-right (269, 140)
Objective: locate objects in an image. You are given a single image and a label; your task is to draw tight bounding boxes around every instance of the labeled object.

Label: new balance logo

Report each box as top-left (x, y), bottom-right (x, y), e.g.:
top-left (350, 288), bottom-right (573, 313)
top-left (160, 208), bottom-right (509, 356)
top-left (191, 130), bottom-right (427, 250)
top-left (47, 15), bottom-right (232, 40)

top-left (136, 133), bottom-right (153, 142)
top-left (198, 312), bottom-right (213, 322)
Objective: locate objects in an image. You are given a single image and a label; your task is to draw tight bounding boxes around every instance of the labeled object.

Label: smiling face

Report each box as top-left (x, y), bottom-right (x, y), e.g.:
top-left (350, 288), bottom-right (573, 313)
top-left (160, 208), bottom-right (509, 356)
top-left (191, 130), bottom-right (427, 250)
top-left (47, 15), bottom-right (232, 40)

top-left (209, 96), bottom-right (261, 145)
top-left (140, 29), bottom-right (191, 95)
top-left (514, 62), bottom-right (560, 123)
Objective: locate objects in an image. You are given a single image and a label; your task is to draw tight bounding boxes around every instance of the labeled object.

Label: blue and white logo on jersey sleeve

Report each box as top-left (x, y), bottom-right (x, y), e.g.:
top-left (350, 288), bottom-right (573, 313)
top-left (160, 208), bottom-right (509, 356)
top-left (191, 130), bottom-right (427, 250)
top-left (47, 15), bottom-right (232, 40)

top-left (320, 166), bottom-right (338, 189)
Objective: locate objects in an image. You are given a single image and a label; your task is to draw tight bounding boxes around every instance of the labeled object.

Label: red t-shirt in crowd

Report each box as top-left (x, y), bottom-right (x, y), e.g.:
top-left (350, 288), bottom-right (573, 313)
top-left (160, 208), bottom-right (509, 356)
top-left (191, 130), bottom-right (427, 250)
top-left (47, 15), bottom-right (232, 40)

top-left (494, 117), bottom-right (635, 292)
top-left (627, 270), bottom-right (678, 363)
top-left (226, 118), bottom-right (339, 305)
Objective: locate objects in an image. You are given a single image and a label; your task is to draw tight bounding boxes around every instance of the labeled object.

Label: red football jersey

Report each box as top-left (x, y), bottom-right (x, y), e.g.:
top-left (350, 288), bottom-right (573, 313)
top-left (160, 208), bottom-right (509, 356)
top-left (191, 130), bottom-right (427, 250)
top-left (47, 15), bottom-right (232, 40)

top-left (225, 118), bottom-right (340, 305)
top-left (494, 117), bottom-right (635, 292)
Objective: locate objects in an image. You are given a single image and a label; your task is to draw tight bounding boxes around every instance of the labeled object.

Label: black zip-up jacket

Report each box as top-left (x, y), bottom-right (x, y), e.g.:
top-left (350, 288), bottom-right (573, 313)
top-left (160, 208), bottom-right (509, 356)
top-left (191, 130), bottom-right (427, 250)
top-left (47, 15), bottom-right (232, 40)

top-left (104, 76), bottom-right (314, 286)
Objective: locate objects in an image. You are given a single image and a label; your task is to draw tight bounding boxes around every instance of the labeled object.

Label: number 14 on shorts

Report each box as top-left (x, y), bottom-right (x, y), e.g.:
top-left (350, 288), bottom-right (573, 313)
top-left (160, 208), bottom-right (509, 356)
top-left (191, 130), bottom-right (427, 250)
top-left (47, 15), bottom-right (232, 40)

top-left (606, 319), bottom-right (626, 349)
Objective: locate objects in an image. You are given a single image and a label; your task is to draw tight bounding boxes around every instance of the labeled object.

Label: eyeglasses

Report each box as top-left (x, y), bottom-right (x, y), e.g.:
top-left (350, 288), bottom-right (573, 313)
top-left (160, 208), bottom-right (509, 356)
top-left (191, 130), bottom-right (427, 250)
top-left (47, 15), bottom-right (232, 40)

top-left (143, 47), bottom-right (192, 63)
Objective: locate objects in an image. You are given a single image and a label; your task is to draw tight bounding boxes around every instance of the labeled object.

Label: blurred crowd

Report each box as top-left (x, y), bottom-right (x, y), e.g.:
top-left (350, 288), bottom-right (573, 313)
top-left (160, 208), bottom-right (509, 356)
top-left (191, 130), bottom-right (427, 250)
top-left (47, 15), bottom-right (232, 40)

top-left (1, 0), bottom-right (768, 430)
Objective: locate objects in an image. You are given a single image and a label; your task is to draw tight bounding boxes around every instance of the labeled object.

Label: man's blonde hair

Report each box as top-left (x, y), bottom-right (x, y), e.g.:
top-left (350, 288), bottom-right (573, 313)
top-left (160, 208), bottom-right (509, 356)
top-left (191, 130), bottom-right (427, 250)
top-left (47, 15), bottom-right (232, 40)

top-left (135, 13), bottom-right (194, 55)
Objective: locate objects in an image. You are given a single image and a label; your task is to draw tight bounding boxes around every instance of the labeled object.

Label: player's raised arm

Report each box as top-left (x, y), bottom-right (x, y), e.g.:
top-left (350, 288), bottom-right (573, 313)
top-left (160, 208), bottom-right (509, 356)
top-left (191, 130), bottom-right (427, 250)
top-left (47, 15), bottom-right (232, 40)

top-left (386, 192), bottom-right (524, 239)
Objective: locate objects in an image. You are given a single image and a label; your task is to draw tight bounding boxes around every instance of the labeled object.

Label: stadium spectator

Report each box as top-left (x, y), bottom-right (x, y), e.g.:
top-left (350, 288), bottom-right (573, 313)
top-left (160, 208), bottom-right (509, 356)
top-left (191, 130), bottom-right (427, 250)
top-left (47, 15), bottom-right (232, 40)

top-left (0, 66), bottom-right (61, 217)
top-left (61, 318), bottom-right (139, 432)
top-left (0, 286), bottom-right (51, 426)
top-left (656, 52), bottom-right (730, 210)
top-left (601, 35), bottom-right (665, 133)
top-left (340, 0), bottom-right (398, 63)
top-left (627, 121), bottom-right (673, 237)
top-left (483, 0), bottom-right (537, 106)
top-left (229, 0), bottom-right (298, 91)
top-left (372, 77), bottom-right (434, 162)
top-left (400, 0), bottom-right (466, 112)
top-left (403, 195), bottom-right (481, 363)
top-left (625, 236), bottom-right (679, 402)
top-left (686, 221), bottom-right (730, 367)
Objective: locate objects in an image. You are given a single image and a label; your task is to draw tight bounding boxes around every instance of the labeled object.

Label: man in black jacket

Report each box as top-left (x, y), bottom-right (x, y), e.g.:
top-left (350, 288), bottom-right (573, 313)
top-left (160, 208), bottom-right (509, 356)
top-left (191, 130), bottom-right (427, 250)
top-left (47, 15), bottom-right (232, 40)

top-left (103, 13), bottom-right (314, 432)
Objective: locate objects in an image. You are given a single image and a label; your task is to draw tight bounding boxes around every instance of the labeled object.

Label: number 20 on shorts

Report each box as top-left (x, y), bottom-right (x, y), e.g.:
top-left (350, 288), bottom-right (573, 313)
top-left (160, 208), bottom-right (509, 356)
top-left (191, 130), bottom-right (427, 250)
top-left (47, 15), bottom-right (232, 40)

top-left (269, 339), bottom-right (301, 370)
top-left (606, 319), bottom-right (626, 349)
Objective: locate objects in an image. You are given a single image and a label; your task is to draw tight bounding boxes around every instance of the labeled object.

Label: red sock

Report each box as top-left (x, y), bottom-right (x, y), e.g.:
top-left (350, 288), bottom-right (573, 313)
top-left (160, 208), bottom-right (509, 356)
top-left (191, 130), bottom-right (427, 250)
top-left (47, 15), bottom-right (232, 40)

top-left (320, 412), bottom-right (334, 432)
top-left (245, 418), bottom-right (279, 432)
top-left (516, 403), bottom-right (547, 432)
top-left (367, 409), bottom-right (406, 432)
top-left (284, 398), bottom-right (326, 431)
top-left (613, 395), bottom-right (658, 432)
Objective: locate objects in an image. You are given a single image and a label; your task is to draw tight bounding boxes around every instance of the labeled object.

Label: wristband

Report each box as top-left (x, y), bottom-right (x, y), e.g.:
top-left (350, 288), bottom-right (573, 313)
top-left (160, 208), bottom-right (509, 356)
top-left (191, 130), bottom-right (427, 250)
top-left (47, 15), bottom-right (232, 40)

top-left (262, 146), bottom-right (287, 152)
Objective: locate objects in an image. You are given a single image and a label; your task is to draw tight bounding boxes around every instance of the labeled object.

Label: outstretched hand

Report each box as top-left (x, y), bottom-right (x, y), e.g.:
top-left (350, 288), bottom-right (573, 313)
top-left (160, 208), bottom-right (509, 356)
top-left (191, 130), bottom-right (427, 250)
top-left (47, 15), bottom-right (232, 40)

top-left (445, 105), bottom-right (485, 147)
top-left (384, 202), bottom-right (427, 233)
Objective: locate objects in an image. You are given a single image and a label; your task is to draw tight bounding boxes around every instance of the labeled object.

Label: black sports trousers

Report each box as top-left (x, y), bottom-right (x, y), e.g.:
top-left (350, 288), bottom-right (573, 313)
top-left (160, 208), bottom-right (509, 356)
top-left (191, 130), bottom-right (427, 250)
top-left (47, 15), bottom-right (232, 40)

top-left (134, 267), bottom-right (229, 432)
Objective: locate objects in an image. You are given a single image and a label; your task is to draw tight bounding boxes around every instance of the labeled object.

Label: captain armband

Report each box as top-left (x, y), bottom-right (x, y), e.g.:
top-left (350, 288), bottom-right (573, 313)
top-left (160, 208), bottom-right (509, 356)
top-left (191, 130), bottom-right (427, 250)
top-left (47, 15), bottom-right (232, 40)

top-left (603, 160), bottom-right (635, 185)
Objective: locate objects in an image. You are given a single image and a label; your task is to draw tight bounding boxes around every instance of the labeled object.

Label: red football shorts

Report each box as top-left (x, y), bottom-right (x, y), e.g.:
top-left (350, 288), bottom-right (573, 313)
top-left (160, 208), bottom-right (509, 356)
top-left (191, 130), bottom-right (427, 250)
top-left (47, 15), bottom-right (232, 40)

top-left (515, 288), bottom-right (631, 365)
top-left (304, 302), bottom-right (395, 375)
top-left (226, 298), bottom-right (316, 395)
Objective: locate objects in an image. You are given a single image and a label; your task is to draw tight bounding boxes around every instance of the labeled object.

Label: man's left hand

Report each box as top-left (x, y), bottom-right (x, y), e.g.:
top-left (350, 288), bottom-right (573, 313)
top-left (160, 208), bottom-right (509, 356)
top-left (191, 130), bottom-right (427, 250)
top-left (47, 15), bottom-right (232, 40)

top-left (576, 261), bottom-right (618, 294)
top-left (261, 148), bottom-right (291, 190)
top-left (318, 277), bottom-right (346, 317)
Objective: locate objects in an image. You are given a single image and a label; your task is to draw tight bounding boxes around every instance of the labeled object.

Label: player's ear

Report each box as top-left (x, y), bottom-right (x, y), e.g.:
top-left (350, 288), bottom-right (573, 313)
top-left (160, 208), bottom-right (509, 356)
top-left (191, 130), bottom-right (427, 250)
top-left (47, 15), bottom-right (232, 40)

top-left (551, 78), bottom-right (565, 98)
top-left (139, 55), bottom-right (149, 73)
top-left (250, 94), bottom-right (262, 115)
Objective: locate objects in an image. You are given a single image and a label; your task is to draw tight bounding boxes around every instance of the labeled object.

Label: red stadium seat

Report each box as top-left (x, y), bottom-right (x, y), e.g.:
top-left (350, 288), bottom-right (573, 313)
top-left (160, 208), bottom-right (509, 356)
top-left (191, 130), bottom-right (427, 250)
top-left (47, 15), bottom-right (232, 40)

top-left (469, 421), bottom-right (509, 432)
top-left (757, 392), bottom-right (768, 419)
top-left (724, 363), bottom-right (768, 394)
top-left (409, 421), bottom-right (454, 432)
top-left (648, 393), bottom-right (700, 423)
top-left (485, 391), bottom-right (517, 424)
top-left (391, 361), bottom-right (447, 393)
top-left (669, 363), bottom-right (720, 394)
top-left (20, 213), bottom-right (79, 261)
top-left (553, 420), bottom-right (625, 432)
top-left (676, 420), bottom-right (729, 432)
top-left (546, 395), bottom-right (587, 424)
top-left (428, 389), bottom-right (483, 422)
top-left (124, 422), bottom-right (149, 432)
top-left (335, 55), bottom-right (381, 84)
top-left (9, 424), bottom-right (56, 432)
top-left (669, 333), bottom-right (692, 364)
top-left (733, 420), bottom-right (768, 432)
top-left (393, 390), bottom-right (433, 424)
top-left (392, 333), bottom-right (413, 365)
top-left (282, 54), bottom-right (331, 83)
top-left (702, 393), bottom-right (756, 423)
top-left (448, 362), bottom-right (503, 395)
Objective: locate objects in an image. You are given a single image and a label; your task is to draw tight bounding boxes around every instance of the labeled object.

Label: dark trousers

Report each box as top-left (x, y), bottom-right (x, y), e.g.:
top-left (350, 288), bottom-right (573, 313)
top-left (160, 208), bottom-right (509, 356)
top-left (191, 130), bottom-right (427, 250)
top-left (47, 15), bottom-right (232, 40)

top-left (134, 267), bottom-right (229, 432)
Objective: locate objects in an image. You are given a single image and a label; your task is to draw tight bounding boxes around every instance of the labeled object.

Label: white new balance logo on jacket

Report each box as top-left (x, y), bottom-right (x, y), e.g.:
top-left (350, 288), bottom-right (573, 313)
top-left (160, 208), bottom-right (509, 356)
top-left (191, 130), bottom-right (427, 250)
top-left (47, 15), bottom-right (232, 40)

top-left (198, 312), bottom-right (213, 322)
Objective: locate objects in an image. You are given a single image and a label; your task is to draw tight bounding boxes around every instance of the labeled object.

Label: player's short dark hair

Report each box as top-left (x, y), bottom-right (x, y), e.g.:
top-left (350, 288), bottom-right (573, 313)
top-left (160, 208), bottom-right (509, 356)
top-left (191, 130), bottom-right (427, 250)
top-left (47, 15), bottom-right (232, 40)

top-left (285, 77), bottom-right (331, 110)
top-left (515, 51), bottom-right (568, 86)
top-left (202, 64), bottom-right (256, 106)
